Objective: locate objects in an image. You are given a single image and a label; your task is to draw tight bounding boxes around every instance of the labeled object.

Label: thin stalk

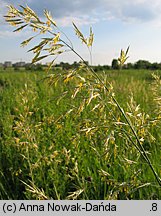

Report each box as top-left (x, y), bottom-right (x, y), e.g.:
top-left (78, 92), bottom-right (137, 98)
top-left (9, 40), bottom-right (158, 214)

top-left (113, 97), bottom-right (161, 186)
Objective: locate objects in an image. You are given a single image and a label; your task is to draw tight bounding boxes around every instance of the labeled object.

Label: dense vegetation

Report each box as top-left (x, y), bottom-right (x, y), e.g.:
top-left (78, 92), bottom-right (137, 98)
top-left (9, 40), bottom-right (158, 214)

top-left (0, 69), bottom-right (161, 199)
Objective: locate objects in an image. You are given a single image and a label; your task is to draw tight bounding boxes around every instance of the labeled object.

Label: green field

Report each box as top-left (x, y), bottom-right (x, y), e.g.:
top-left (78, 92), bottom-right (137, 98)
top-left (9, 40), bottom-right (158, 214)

top-left (0, 69), bottom-right (161, 199)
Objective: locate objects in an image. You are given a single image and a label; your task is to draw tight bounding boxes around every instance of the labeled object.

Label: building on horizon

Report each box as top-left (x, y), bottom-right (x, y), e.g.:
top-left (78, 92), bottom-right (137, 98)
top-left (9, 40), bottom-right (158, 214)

top-left (14, 61), bottom-right (26, 67)
top-left (4, 61), bottom-right (12, 68)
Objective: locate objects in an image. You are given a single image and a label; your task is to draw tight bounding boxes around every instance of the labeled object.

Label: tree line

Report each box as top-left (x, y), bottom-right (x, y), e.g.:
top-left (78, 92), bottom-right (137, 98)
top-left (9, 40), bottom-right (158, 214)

top-left (2, 59), bottom-right (161, 71)
top-left (110, 59), bottom-right (161, 70)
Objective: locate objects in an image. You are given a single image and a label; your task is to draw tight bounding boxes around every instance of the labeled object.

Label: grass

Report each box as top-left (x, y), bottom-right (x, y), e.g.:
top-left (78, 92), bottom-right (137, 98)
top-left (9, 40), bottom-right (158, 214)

top-left (0, 69), bottom-right (161, 199)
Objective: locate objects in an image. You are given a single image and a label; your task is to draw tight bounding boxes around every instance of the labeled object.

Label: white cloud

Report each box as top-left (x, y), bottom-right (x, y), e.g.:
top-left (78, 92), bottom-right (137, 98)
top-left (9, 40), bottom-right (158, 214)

top-left (0, 29), bottom-right (29, 38)
top-left (100, 0), bottom-right (159, 23)
top-left (0, 25), bottom-right (32, 39)
top-left (0, 30), bottom-right (16, 38)
top-left (2, 0), bottom-right (161, 26)
top-left (57, 16), bottom-right (99, 27)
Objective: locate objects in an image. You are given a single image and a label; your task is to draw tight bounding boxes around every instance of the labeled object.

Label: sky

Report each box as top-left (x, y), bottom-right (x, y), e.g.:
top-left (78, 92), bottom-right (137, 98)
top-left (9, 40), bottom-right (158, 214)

top-left (1, 0), bottom-right (161, 65)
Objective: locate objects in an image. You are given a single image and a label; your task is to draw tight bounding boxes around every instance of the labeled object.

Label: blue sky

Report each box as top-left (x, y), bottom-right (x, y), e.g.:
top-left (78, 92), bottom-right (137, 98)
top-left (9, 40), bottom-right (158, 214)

top-left (1, 0), bottom-right (161, 65)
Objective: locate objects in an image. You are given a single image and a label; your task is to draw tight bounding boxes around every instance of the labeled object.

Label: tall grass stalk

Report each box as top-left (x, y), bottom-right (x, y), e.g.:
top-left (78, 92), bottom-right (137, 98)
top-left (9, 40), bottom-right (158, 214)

top-left (48, 16), bottom-right (161, 187)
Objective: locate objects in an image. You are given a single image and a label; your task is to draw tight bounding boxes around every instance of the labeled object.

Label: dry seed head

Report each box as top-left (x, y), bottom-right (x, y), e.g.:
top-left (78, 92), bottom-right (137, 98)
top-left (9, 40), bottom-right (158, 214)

top-left (53, 33), bottom-right (60, 44)
top-left (73, 22), bottom-right (87, 45)
top-left (87, 27), bottom-right (94, 47)
top-left (14, 137), bottom-right (20, 144)
top-left (66, 189), bottom-right (84, 200)
top-left (50, 151), bottom-right (59, 159)
top-left (44, 9), bottom-right (57, 26)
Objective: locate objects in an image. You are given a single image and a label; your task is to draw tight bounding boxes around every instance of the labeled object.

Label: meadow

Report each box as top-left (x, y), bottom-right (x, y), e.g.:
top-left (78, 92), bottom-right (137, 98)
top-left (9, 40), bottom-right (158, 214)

top-left (0, 68), bottom-right (161, 199)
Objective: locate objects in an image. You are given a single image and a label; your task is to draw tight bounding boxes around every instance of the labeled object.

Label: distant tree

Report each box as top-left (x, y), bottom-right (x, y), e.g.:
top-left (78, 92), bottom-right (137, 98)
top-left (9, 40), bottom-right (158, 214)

top-left (12, 64), bottom-right (19, 71)
top-left (25, 63), bottom-right (34, 71)
top-left (157, 63), bottom-right (161, 70)
top-left (111, 59), bottom-right (119, 69)
top-left (125, 62), bottom-right (134, 69)
top-left (72, 61), bottom-right (79, 68)
top-left (59, 62), bottom-right (72, 70)
top-left (134, 60), bottom-right (151, 69)
top-left (149, 62), bottom-right (159, 70)
top-left (102, 65), bottom-right (110, 70)
top-left (36, 63), bottom-right (43, 71)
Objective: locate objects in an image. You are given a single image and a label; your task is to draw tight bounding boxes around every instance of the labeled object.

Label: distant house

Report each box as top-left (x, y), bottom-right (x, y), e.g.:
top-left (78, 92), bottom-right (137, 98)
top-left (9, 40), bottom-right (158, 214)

top-left (14, 62), bottom-right (26, 67)
top-left (4, 61), bottom-right (12, 68)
